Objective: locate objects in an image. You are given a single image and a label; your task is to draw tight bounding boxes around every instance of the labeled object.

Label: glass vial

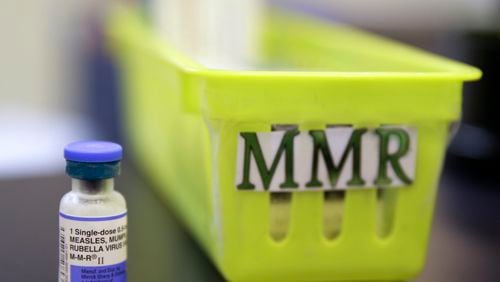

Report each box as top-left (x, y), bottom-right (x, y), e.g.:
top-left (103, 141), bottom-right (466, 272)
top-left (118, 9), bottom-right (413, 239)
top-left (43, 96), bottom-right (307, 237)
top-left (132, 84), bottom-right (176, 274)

top-left (59, 141), bottom-right (127, 282)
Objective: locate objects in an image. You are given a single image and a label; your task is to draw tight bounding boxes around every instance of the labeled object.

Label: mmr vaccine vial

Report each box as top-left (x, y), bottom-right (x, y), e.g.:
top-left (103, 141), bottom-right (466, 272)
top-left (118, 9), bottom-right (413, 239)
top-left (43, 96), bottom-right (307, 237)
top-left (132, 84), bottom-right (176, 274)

top-left (59, 141), bottom-right (127, 282)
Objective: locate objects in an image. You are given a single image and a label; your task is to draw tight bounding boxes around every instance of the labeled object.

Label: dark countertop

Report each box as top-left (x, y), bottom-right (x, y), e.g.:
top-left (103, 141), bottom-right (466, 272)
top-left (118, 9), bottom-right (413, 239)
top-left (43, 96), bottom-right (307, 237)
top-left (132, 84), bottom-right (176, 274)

top-left (0, 162), bottom-right (498, 281)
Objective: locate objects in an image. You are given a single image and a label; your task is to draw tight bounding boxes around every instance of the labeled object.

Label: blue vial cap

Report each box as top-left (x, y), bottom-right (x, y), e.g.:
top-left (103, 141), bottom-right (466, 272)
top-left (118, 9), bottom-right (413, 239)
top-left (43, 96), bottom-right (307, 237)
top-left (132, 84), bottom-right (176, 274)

top-left (64, 141), bottom-right (122, 163)
top-left (64, 141), bottom-right (122, 180)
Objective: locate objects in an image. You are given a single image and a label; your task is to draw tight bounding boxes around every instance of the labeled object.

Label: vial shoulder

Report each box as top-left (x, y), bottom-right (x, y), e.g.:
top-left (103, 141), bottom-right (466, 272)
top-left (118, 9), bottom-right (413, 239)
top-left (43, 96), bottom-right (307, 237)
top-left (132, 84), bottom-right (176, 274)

top-left (59, 190), bottom-right (127, 217)
top-left (111, 190), bottom-right (127, 206)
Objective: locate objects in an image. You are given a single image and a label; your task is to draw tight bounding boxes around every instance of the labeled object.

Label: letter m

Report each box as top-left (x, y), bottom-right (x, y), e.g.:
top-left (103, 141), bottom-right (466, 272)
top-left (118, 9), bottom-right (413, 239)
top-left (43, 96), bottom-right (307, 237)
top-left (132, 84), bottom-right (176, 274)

top-left (237, 130), bottom-right (299, 190)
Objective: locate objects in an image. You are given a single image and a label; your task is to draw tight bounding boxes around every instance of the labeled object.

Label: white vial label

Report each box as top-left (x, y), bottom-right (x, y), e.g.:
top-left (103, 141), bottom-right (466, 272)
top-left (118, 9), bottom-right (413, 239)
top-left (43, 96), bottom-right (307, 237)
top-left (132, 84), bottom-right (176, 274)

top-left (59, 212), bottom-right (127, 282)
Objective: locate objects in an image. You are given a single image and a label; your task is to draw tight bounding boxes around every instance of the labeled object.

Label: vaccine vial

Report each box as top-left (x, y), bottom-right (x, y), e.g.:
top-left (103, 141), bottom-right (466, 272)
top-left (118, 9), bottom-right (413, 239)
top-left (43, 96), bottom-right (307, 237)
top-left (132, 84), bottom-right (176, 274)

top-left (59, 141), bottom-right (127, 282)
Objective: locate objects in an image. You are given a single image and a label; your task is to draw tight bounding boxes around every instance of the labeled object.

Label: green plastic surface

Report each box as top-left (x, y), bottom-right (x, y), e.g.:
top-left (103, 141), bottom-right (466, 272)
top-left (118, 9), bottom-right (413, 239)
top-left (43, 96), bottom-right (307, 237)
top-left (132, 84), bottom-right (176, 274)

top-left (108, 6), bottom-right (481, 281)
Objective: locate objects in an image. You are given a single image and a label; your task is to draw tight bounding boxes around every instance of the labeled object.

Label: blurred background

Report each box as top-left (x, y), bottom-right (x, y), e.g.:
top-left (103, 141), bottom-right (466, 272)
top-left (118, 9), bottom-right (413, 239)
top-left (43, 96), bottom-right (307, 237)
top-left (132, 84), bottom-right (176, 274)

top-left (0, 0), bottom-right (499, 281)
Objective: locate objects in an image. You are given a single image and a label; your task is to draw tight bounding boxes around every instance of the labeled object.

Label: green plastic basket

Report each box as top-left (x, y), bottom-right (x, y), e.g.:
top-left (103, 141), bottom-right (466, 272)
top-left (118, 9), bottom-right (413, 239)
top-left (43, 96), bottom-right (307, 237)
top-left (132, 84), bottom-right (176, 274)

top-left (108, 6), bottom-right (481, 282)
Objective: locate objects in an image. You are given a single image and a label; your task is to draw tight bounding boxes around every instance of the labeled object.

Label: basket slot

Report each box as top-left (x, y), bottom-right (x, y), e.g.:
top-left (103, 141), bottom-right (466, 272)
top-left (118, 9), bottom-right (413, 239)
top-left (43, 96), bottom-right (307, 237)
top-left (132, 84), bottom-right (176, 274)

top-left (268, 124), bottom-right (297, 241)
top-left (376, 188), bottom-right (398, 238)
top-left (269, 193), bottom-right (292, 241)
top-left (321, 124), bottom-right (351, 240)
top-left (325, 124), bottom-right (353, 128)
top-left (323, 191), bottom-right (345, 240)
top-left (270, 124), bottom-right (298, 131)
top-left (375, 124), bottom-right (401, 239)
